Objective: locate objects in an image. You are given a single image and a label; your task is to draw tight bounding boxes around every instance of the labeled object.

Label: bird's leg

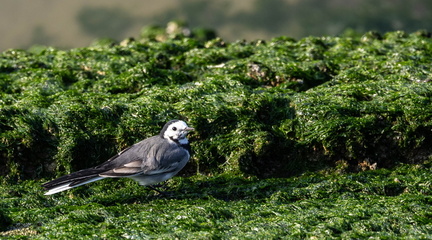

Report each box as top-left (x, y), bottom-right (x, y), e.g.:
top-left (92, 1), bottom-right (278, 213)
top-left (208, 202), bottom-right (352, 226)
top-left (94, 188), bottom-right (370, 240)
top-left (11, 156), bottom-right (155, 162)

top-left (147, 185), bottom-right (165, 194)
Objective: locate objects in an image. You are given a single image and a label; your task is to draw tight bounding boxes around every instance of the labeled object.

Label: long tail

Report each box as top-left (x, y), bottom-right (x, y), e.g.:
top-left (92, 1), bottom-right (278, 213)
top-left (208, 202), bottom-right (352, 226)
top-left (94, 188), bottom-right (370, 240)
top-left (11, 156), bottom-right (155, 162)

top-left (42, 169), bottom-right (105, 195)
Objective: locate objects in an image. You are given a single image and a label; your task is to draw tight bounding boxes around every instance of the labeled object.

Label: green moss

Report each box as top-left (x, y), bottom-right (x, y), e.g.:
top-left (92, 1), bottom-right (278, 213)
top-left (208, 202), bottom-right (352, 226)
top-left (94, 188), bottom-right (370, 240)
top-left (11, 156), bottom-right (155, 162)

top-left (292, 79), bottom-right (432, 169)
top-left (1, 27), bottom-right (432, 179)
top-left (1, 162), bottom-right (431, 238)
top-left (2, 23), bottom-right (432, 238)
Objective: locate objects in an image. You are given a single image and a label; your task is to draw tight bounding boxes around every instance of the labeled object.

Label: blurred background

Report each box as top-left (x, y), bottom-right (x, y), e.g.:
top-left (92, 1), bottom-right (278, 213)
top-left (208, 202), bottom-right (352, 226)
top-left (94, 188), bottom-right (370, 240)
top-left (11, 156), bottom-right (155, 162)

top-left (1, 0), bottom-right (431, 51)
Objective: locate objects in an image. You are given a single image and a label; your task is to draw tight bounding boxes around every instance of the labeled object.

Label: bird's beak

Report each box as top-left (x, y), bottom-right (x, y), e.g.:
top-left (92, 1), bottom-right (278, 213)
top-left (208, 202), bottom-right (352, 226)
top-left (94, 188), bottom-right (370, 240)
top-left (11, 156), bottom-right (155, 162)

top-left (185, 127), bottom-right (194, 132)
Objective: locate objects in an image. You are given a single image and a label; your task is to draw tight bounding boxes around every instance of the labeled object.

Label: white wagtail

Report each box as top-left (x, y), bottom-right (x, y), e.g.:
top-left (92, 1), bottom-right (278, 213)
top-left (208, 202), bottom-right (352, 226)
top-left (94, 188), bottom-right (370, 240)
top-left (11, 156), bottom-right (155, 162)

top-left (43, 120), bottom-right (194, 195)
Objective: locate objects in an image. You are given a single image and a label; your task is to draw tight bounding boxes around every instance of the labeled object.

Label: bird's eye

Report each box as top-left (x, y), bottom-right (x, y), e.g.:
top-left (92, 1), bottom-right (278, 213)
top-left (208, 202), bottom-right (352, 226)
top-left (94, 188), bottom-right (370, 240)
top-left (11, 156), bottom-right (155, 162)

top-left (172, 127), bottom-right (177, 131)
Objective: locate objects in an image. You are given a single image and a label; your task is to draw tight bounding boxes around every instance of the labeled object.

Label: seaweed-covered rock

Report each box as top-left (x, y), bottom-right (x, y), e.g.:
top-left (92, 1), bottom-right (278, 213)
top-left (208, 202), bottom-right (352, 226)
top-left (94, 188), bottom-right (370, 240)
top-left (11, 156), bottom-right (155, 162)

top-left (1, 25), bottom-right (432, 180)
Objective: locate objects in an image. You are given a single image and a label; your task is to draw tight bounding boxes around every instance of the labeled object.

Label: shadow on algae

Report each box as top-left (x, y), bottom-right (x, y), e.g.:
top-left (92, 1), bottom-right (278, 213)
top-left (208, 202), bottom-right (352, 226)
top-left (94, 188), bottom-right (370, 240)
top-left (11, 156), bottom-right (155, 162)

top-left (0, 23), bottom-right (432, 238)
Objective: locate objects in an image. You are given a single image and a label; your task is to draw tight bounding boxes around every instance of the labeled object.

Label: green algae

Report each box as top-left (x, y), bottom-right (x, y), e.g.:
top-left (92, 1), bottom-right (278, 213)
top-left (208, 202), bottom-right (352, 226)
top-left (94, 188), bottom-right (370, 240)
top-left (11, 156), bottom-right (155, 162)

top-left (1, 162), bottom-right (431, 239)
top-left (2, 28), bottom-right (432, 179)
top-left (1, 25), bottom-right (432, 238)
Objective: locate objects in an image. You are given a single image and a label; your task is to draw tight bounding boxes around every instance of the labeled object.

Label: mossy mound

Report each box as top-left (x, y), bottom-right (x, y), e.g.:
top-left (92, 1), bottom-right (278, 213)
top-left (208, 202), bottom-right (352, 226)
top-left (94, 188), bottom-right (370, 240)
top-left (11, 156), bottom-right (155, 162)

top-left (1, 25), bottom-right (432, 180)
top-left (1, 162), bottom-right (431, 238)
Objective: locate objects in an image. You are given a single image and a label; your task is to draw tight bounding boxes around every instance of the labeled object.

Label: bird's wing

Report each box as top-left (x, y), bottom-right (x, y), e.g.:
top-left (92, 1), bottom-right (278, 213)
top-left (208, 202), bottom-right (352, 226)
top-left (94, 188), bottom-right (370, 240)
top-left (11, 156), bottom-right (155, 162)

top-left (100, 138), bottom-right (189, 177)
top-left (99, 160), bottom-right (143, 177)
top-left (92, 139), bottom-right (150, 177)
top-left (92, 136), bottom-right (159, 176)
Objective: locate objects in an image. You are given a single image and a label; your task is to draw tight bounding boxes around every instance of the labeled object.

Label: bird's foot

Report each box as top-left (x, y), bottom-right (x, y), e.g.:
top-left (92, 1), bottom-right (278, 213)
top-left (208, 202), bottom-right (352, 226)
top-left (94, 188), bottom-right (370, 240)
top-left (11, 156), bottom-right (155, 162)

top-left (147, 185), bottom-right (174, 197)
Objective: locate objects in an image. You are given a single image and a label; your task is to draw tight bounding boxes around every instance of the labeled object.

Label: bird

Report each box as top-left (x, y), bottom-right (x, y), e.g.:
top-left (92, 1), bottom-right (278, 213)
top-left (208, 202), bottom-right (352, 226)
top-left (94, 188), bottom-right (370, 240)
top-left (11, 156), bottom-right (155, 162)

top-left (42, 119), bottom-right (194, 195)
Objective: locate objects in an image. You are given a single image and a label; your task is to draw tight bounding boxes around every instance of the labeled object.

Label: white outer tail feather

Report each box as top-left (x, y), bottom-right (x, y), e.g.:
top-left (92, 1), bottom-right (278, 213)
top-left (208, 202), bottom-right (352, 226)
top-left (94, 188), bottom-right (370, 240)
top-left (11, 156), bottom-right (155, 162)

top-left (44, 177), bottom-right (104, 195)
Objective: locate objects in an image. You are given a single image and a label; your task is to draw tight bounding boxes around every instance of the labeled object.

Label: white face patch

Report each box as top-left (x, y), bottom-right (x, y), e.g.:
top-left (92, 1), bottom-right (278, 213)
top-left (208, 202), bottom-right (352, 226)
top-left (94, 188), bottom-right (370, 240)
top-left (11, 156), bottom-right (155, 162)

top-left (163, 121), bottom-right (193, 144)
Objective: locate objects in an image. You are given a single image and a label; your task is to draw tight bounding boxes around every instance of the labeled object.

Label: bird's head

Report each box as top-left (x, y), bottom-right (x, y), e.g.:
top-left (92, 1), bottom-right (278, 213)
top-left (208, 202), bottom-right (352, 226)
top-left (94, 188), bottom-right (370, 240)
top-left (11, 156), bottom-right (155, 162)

top-left (161, 120), bottom-right (194, 144)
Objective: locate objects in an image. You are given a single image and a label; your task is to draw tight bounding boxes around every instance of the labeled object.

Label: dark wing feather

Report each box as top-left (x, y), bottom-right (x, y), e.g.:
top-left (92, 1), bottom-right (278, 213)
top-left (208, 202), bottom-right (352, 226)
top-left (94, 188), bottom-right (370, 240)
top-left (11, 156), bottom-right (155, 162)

top-left (99, 160), bottom-right (142, 177)
top-left (42, 169), bottom-right (103, 189)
